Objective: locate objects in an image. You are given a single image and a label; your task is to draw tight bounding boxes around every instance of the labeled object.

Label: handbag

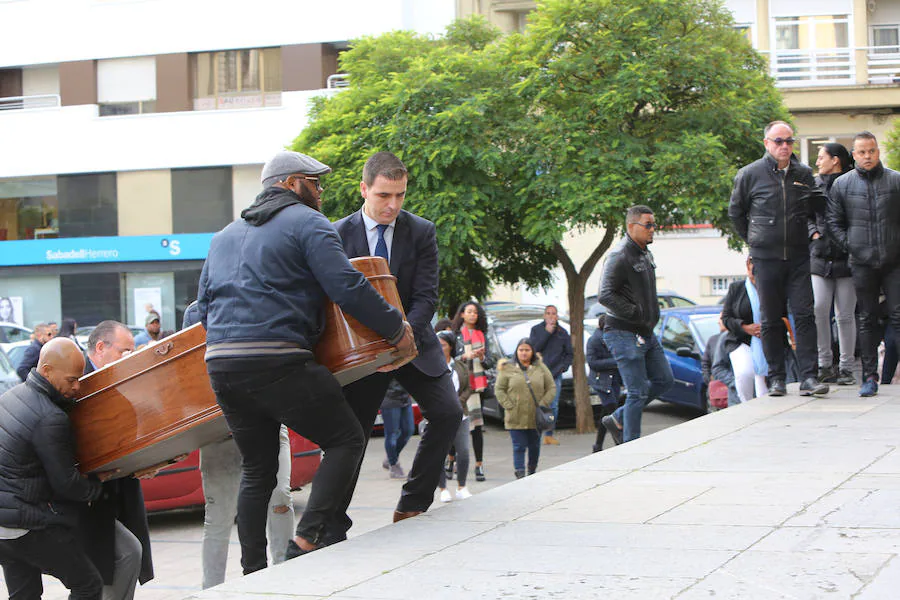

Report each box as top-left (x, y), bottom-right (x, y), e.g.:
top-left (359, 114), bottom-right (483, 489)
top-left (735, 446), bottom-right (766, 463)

top-left (523, 370), bottom-right (555, 433)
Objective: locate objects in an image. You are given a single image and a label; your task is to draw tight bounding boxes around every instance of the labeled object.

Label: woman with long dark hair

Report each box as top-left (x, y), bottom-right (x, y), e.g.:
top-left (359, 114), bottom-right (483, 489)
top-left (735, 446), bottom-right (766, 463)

top-left (450, 301), bottom-right (493, 481)
top-left (811, 142), bottom-right (856, 385)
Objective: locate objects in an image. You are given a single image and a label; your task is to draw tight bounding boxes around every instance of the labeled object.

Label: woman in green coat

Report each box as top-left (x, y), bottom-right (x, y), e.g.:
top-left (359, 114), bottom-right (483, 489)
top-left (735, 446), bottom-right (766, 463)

top-left (495, 338), bottom-right (556, 478)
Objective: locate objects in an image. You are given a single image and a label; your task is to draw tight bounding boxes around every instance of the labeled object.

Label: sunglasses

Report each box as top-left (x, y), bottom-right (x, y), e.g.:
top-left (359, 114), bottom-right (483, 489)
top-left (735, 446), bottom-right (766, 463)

top-left (633, 222), bottom-right (656, 230)
top-left (766, 137), bottom-right (796, 146)
top-left (289, 175), bottom-right (323, 193)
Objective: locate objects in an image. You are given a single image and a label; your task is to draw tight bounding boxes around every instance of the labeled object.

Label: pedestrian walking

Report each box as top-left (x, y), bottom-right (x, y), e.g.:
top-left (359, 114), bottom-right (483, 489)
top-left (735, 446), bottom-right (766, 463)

top-left (380, 380), bottom-right (415, 480)
top-left (435, 331), bottom-right (473, 502)
top-left (529, 305), bottom-right (573, 445)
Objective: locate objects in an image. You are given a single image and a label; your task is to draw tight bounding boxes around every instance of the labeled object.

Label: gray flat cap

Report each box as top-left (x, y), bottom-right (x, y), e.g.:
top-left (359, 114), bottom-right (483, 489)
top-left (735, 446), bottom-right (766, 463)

top-left (260, 151), bottom-right (331, 185)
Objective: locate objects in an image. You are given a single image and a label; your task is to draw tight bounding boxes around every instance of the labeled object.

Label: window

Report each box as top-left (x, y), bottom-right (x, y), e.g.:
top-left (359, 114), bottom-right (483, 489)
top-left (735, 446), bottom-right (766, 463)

top-left (661, 318), bottom-right (694, 353)
top-left (734, 24), bottom-right (753, 44)
top-left (192, 48), bottom-right (282, 110)
top-left (710, 276), bottom-right (741, 296)
top-left (773, 15), bottom-right (851, 83)
top-left (0, 177), bottom-right (59, 240)
top-left (97, 57), bottom-right (156, 117)
top-left (872, 25), bottom-right (900, 54)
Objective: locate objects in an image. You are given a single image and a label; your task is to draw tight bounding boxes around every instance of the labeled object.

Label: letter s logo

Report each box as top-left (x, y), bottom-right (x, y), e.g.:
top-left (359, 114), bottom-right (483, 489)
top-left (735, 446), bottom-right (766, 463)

top-left (169, 240), bottom-right (181, 256)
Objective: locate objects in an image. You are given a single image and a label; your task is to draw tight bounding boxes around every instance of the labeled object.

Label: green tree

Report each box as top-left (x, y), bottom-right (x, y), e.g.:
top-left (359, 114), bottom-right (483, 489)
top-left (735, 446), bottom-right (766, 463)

top-left (885, 117), bottom-right (900, 170)
top-left (295, 1), bottom-right (788, 431)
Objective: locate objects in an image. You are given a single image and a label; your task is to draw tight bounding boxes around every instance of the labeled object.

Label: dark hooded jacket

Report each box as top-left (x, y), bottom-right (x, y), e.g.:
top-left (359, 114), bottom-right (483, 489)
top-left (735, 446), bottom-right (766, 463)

top-left (808, 172), bottom-right (851, 278)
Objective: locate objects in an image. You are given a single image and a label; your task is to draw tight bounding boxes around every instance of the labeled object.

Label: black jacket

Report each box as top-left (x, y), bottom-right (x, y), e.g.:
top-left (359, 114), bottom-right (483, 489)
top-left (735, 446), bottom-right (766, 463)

top-left (827, 162), bottom-right (900, 269)
top-left (729, 153), bottom-right (825, 260)
top-left (721, 279), bottom-right (753, 353)
top-left (0, 371), bottom-right (102, 530)
top-left (16, 339), bottom-right (42, 382)
top-left (585, 328), bottom-right (620, 407)
top-left (808, 173), bottom-right (851, 279)
top-left (701, 332), bottom-right (720, 385)
top-left (599, 235), bottom-right (659, 336)
top-left (334, 209), bottom-right (446, 378)
top-left (529, 322), bottom-right (573, 379)
top-left (79, 360), bottom-right (154, 586)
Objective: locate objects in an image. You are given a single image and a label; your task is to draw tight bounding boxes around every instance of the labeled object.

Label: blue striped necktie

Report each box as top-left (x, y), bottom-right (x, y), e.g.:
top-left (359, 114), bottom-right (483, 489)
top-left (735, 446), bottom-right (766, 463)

top-left (374, 224), bottom-right (389, 261)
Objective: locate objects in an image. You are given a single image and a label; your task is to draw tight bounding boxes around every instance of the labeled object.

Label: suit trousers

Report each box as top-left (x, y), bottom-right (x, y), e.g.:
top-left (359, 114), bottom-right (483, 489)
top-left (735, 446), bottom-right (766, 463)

top-left (322, 365), bottom-right (462, 545)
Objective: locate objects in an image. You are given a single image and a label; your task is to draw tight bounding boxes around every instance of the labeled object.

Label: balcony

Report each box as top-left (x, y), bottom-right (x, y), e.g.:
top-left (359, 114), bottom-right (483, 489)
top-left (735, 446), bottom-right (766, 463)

top-left (763, 46), bottom-right (900, 88)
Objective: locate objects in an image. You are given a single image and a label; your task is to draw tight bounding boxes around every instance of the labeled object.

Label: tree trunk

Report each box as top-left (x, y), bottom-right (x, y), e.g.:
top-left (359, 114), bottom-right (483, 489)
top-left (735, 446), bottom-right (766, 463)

top-left (551, 226), bottom-right (618, 433)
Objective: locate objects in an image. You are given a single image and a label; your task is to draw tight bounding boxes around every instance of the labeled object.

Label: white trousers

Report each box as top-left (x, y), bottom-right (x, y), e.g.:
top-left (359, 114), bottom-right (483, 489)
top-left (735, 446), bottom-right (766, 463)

top-left (729, 343), bottom-right (768, 403)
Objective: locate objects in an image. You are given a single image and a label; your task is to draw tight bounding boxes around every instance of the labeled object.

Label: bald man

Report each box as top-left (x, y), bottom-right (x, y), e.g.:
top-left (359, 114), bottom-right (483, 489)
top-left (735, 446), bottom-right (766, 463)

top-left (0, 338), bottom-right (105, 600)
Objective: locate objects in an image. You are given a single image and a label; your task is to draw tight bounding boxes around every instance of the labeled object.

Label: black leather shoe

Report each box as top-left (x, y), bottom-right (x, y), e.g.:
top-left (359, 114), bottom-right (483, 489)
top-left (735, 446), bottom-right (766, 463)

top-left (768, 379), bottom-right (787, 396)
top-left (285, 539), bottom-right (316, 560)
top-left (601, 415), bottom-right (623, 445)
top-left (799, 377), bottom-right (829, 396)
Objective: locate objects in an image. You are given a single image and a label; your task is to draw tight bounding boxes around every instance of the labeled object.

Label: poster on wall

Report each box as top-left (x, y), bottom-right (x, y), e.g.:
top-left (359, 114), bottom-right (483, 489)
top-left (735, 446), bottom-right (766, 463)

top-left (0, 296), bottom-right (24, 326)
top-left (133, 287), bottom-right (162, 328)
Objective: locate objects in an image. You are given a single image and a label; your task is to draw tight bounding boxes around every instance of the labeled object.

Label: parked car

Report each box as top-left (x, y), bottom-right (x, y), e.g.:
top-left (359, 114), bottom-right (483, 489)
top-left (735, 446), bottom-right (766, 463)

top-left (585, 291), bottom-right (697, 318)
top-left (3, 340), bottom-right (30, 373)
top-left (653, 305), bottom-right (722, 413)
top-left (0, 348), bottom-right (20, 394)
top-left (140, 430), bottom-right (321, 512)
top-left (0, 322), bottom-right (32, 353)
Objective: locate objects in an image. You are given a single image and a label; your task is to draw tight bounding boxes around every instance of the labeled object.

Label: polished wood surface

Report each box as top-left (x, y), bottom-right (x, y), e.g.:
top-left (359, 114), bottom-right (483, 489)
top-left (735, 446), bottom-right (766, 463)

top-left (314, 256), bottom-right (417, 385)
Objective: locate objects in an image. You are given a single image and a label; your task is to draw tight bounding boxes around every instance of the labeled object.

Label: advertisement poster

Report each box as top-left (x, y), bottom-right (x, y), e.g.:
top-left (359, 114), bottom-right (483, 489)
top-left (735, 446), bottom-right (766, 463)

top-left (133, 287), bottom-right (162, 328)
top-left (0, 296), bottom-right (24, 326)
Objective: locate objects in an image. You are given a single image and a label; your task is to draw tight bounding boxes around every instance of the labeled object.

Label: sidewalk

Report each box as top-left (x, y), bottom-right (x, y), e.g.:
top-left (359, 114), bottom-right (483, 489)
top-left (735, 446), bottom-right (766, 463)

top-left (188, 384), bottom-right (900, 599)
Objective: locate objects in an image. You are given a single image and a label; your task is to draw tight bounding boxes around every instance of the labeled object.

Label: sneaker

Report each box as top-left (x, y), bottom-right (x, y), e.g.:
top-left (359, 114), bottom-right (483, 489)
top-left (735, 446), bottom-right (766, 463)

top-left (382, 458), bottom-right (390, 470)
top-left (799, 377), bottom-right (829, 396)
top-left (837, 369), bottom-right (856, 386)
top-left (601, 415), bottom-right (623, 445)
top-left (389, 463), bottom-right (406, 479)
top-left (439, 489), bottom-right (452, 503)
top-left (474, 465), bottom-right (485, 482)
top-left (818, 365), bottom-right (838, 383)
top-left (443, 459), bottom-right (454, 481)
top-left (455, 487), bottom-right (472, 500)
top-left (768, 379), bottom-right (787, 397)
top-left (543, 435), bottom-right (560, 445)
top-left (860, 377), bottom-right (879, 397)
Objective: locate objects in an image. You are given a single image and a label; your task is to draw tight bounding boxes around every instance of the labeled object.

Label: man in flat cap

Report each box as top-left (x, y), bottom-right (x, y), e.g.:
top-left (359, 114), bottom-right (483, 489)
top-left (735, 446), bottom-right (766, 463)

top-left (198, 150), bottom-right (414, 575)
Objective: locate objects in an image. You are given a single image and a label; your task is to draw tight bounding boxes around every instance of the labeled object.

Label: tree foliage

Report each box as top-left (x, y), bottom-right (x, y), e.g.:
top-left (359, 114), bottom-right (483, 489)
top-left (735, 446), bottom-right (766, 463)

top-left (294, 0), bottom-right (788, 429)
top-left (885, 117), bottom-right (900, 171)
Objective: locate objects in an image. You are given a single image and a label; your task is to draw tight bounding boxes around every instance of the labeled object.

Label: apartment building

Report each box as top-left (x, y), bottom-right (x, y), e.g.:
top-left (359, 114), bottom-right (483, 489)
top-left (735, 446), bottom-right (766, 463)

top-left (465, 0), bottom-right (900, 305)
top-left (0, 0), bottom-right (455, 330)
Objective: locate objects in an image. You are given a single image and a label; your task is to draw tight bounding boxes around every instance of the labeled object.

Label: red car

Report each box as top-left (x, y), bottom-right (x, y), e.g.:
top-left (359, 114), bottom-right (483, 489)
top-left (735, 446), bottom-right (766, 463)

top-left (140, 430), bottom-right (321, 512)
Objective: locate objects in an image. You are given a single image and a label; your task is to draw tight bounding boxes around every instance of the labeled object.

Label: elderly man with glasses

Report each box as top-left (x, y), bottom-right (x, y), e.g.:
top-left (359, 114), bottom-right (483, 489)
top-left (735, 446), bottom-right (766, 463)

top-left (729, 120), bottom-right (829, 398)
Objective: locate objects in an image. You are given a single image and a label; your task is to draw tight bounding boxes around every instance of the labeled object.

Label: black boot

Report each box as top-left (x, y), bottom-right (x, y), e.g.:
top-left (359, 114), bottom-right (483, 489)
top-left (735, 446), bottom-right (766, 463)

top-left (527, 465), bottom-right (537, 476)
top-left (514, 469), bottom-right (525, 479)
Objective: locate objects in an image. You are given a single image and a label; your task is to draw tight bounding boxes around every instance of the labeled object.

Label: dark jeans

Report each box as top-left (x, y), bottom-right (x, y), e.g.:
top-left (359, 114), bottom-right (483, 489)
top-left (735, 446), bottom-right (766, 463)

top-left (0, 526), bottom-right (103, 600)
top-left (852, 262), bottom-right (900, 381)
top-left (322, 365), bottom-right (462, 545)
top-left (382, 405), bottom-right (414, 466)
top-left (509, 429), bottom-right (540, 472)
top-left (752, 255), bottom-right (818, 381)
top-left (209, 359), bottom-right (366, 575)
top-left (883, 324), bottom-right (898, 385)
top-left (605, 329), bottom-right (674, 442)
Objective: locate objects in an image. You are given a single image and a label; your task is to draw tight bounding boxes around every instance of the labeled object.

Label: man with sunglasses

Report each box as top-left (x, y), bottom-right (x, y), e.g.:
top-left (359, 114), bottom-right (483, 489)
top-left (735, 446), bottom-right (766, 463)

top-left (729, 121), bottom-right (829, 397)
top-left (599, 205), bottom-right (673, 444)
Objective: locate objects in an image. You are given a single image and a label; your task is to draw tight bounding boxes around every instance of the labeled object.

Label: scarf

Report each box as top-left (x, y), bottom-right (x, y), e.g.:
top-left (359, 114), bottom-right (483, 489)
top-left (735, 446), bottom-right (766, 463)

top-left (744, 277), bottom-right (768, 376)
top-left (461, 327), bottom-right (487, 391)
top-left (241, 187), bottom-right (317, 226)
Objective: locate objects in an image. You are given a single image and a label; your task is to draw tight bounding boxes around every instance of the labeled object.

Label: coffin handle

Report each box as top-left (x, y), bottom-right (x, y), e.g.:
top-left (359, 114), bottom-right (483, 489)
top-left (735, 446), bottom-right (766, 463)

top-left (154, 342), bottom-right (175, 356)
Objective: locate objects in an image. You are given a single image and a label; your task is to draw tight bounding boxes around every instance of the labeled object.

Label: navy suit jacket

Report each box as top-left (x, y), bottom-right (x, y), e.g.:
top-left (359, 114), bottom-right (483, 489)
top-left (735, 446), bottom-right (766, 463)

top-left (334, 209), bottom-right (446, 378)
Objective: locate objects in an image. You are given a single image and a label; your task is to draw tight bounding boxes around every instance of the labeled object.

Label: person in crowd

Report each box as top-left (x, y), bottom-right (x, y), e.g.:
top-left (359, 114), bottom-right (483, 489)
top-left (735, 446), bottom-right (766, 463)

top-left (701, 319), bottom-right (724, 388)
top-left (451, 301), bottom-right (494, 481)
top-left (0, 297), bottom-right (15, 323)
top-left (16, 322), bottom-right (54, 381)
top-left (433, 318), bottom-right (453, 333)
top-left (880, 298), bottom-right (899, 385)
top-left (529, 305), bottom-right (573, 445)
top-left (586, 314), bottom-right (621, 452)
top-left (198, 150), bottom-right (413, 571)
top-left (182, 301), bottom-right (295, 589)
top-left (495, 338), bottom-right (555, 478)
top-left (82, 321), bottom-right (155, 600)
top-left (810, 142), bottom-right (856, 385)
top-left (729, 120), bottom-right (829, 398)
top-left (327, 151), bottom-right (461, 541)
top-left (711, 331), bottom-right (741, 407)
top-left (380, 380), bottom-right (415, 480)
top-left (721, 257), bottom-right (770, 402)
top-left (599, 205), bottom-right (674, 444)
top-left (0, 338), bottom-right (105, 600)
top-left (133, 314), bottom-right (161, 347)
top-left (827, 131), bottom-right (900, 397)
top-left (58, 318), bottom-right (84, 351)
top-left (435, 330), bottom-right (473, 501)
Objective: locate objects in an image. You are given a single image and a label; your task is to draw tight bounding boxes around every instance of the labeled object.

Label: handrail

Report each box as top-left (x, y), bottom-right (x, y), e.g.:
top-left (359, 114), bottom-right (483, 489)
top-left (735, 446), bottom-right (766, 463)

top-left (0, 94), bottom-right (61, 111)
top-left (326, 74), bottom-right (349, 89)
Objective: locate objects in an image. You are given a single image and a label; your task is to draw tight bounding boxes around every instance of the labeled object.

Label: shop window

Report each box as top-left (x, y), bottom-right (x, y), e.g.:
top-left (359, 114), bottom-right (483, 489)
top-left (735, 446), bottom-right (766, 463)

top-left (0, 177), bottom-right (59, 240)
top-left (192, 48), bottom-right (282, 110)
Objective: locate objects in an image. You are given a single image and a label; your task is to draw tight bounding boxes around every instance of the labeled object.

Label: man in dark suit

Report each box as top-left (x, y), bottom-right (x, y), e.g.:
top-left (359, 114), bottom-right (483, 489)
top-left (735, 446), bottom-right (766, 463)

top-left (328, 151), bottom-right (462, 538)
top-left (16, 322), bottom-right (54, 381)
top-left (82, 321), bottom-right (154, 600)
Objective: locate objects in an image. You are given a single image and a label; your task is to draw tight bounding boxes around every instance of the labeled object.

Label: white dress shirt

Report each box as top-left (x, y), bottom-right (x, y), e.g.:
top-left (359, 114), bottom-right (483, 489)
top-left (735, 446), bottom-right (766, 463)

top-left (361, 209), bottom-right (396, 262)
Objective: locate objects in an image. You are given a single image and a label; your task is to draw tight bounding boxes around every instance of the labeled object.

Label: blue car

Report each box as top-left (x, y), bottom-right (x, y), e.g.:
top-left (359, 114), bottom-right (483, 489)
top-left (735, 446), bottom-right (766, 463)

top-left (652, 306), bottom-right (723, 413)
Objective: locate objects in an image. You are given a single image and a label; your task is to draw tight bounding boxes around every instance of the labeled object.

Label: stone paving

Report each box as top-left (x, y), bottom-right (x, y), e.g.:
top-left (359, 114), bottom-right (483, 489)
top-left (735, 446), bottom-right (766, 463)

top-left (186, 384), bottom-right (900, 599)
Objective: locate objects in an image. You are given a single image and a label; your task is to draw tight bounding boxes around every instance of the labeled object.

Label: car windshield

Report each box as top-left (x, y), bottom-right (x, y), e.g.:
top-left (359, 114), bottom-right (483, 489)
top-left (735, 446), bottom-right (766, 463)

top-left (0, 349), bottom-right (14, 376)
top-left (690, 314), bottom-right (721, 348)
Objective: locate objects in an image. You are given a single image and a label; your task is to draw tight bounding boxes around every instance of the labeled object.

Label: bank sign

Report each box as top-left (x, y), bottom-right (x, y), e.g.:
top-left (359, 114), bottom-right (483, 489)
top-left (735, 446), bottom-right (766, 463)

top-left (0, 233), bottom-right (214, 267)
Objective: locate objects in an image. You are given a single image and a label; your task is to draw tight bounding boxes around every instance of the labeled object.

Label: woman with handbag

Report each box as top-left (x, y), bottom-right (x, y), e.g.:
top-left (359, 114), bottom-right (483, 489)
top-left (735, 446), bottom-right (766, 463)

top-left (495, 338), bottom-right (556, 479)
top-left (450, 301), bottom-right (493, 481)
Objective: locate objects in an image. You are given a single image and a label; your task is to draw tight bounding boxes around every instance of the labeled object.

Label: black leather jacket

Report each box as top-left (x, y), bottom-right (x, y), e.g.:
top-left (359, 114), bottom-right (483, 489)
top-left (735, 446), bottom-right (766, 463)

top-left (827, 162), bottom-right (900, 269)
top-left (0, 371), bottom-right (102, 530)
top-left (599, 235), bottom-right (659, 337)
top-left (729, 153), bottom-right (825, 260)
top-left (809, 173), bottom-right (851, 279)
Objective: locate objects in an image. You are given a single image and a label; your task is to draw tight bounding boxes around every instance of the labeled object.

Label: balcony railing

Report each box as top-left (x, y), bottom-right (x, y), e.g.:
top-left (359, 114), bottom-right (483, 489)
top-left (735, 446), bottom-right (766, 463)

top-left (0, 94), bottom-right (60, 111)
top-left (762, 46), bottom-right (900, 87)
top-left (868, 45), bottom-right (900, 84)
top-left (326, 74), bottom-right (349, 89)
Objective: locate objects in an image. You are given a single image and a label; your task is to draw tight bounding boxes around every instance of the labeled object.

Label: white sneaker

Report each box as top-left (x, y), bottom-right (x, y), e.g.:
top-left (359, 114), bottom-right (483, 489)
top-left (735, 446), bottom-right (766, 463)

top-left (439, 489), bottom-right (452, 503)
top-left (455, 487), bottom-right (472, 500)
